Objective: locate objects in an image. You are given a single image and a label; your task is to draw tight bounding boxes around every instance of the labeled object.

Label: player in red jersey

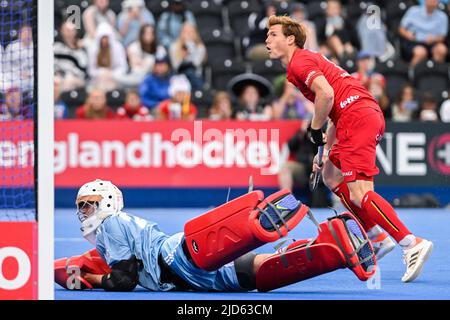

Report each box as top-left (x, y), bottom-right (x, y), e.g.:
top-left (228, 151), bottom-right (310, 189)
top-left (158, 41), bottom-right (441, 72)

top-left (265, 15), bottom-right (433, 282)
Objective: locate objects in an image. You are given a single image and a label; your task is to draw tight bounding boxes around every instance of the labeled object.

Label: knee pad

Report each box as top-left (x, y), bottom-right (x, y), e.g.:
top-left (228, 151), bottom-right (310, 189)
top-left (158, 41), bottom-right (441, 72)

top-left (234, 252), bottom-right (257, 291)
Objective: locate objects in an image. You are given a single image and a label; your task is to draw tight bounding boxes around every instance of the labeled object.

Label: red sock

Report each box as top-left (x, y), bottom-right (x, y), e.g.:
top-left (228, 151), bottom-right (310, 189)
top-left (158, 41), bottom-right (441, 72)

top-left (361, 191), bottom-right (412, 243)
top-left (332, 181), bottom-right (377, 231)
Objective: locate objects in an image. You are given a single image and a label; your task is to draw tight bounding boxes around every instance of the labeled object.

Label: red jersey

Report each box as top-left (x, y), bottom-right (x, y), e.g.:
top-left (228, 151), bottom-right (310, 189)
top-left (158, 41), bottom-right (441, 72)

top-left (287, 49), bottom-right (379, 125)
top-left (116, 104), bottom-right (153, 121)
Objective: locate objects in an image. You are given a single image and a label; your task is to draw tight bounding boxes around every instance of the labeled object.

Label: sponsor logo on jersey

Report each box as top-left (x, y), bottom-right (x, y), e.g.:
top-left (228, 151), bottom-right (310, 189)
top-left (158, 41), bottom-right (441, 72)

top-left (375, 133), bottom-right (383, 143)
top-left (340, 95), bottom-right (360, 109)
top-left (342, 171), bottom-right (353, 177)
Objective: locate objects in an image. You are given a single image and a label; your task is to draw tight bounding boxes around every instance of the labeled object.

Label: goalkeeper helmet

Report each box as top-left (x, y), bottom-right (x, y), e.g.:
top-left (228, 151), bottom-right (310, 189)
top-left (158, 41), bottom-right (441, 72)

top-left (76, 179), bottom-right (123, 244)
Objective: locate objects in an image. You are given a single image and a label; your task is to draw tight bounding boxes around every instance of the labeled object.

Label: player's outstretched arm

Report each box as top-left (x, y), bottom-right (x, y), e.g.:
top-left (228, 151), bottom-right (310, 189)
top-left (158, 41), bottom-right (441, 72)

top-left (310, 76), bottom-right (334, 133)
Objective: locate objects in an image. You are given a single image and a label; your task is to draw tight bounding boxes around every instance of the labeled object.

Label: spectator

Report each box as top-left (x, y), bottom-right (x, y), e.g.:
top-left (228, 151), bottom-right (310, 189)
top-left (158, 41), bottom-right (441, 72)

top-left (116, 89), bottom-right (153, 121)
top-left (139, 54), bottom-right (173, 109)
top-left (356, 7), bottom-right (395, 61)
top-left (88, 23), bottom-right (128, 91)
top-left (0, 87), bottom-right (33, 120)
top-left (75, 87), bottom-right (115, 119)
top-left (290, 3), bottom-right (319, 52)
top-left (399, 0), bottom-right (448, 66)
top-left (125, 24), bottom-right (167, 87)
top-left (4, 25), bottom-right (34, 91)
top-left (439, 92), bottom-right (450, 122)
top-left (369, 73), bottom-right (391, 119)
top-left (418, 92), bottom-right (440, 121)
top-left (278, 121), bottom-right (315, 195)
top-left (169, 22), bottom-right (206, 90)
top-left (157, 0), bottom-right (197, 49)
top-left (117, 0), bottom-right (155, 48)
top-left (54, 21), bottom-right (89, 91)
top-left (246, 1), bottom-right (277, 61)
top-left (392, 84), bottom-right (418, 122)
top-left (83, 0), bottom-right (116, 48)
top-left (325, 0), bottom-right (356, 58)
top-left (272, 81), bottom-right (314, 120)
top-left (234, 84), bottom-right (273, 121)
top-left (157, 75), bottom-right (197, 120)
top-left (54, 76), bottom-right (68, 120)
top-left (351, 51), bottom-right (386, 90)
top-left (318, 43), bottom-right (340, 65)
top-left (209, 91), bottom-right (233, 120)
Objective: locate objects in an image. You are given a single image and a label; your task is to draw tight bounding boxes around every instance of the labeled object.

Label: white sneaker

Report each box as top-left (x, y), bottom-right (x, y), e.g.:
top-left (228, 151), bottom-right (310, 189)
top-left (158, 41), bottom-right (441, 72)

top-left (371, 233), bottom-right (396, 261)
top-left (402, 238), bottom-right (433, 283)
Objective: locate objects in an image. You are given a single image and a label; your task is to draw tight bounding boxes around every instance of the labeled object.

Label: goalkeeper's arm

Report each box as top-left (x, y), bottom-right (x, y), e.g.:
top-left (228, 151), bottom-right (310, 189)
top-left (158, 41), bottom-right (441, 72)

top-left (100, 256), bottom-right (140, 291)
top-left (79, 256), bottom-right (140, 291)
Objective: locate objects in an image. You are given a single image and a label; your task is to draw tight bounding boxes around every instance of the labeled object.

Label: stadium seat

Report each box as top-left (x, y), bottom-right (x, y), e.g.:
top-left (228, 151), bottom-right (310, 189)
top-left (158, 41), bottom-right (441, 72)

top-left (108, 0), bottom-right (123, 15)
top-left (0, 9), bottom-right (22, 46)
top-left (191, 88), bottom-right (215, 118)
top-left (106, 89), bottom-right (126, 109)
top-left (306, 1), bottom-right (327, 21)
top-left (55, 0), bottom-right (90, 14)
top-left (60, 88), bottom-right (87, 108)
top-left (226, 0), bottom-right (260, 38)
top-left (385, 0), bottom-right (416, 35)
top-left (375, 59), bottom-right (411, 102)
top-left (188, 0), bottom-right (224, 31)
top-left (339, 55), bottom-right (358, 74)
top-left (413, 60), bottom-right (450, 101)
top-left (202, 29), bottom-right (236, 64)
top-left (307, 1), bottom-right (327, 41)
top-left (250, 59), bottom-right (285, 83)
top-left (146, 0), bottom-right (170, 20)
top-left (209, 58), bottom-right (247, 91)
top-left (345, 0), bottom-right (366, 26)
top-left (274, 0), bottom-right (291, 15)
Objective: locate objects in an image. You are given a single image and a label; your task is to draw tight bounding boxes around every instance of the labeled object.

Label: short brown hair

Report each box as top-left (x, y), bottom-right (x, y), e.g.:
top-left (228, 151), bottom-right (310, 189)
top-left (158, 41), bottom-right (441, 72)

top-left (267, 15), bottom-right (307, 49)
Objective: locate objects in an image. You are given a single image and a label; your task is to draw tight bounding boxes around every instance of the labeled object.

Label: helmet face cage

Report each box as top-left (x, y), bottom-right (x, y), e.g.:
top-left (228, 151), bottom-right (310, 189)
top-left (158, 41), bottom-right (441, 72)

top-left (76, 200), bottom-right (100, 222)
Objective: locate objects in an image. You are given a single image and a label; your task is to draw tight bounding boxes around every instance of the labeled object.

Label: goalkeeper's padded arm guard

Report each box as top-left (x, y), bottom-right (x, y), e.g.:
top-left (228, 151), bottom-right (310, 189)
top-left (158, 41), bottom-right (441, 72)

top-left (184, 189), bottom-right (308, 271)
top-left (54, 248), bottom-right (112, 290)
top-left (101, 256), bottom-right (140, 292)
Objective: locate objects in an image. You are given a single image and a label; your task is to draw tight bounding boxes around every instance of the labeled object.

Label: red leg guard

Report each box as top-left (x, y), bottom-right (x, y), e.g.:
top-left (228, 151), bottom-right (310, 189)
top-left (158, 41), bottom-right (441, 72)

top-left (256, 242), bottom-right (346, 292)
top-left (184, 189), bottom-right (309, 271)
top-left (255, 212), bottom-right (377, 292)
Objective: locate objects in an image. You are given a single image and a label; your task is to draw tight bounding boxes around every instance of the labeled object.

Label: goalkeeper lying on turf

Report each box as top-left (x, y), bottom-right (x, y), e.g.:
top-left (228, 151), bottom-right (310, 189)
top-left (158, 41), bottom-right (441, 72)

top-left (55, 179), bottom-right (377, 292)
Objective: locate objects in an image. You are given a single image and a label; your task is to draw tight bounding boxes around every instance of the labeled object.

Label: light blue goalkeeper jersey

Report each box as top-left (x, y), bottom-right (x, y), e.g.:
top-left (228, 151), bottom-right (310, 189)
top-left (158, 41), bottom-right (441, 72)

top-left (95, 211), bottom-right (243, 292)
top-left (95, 211), bottom-right (175, 291)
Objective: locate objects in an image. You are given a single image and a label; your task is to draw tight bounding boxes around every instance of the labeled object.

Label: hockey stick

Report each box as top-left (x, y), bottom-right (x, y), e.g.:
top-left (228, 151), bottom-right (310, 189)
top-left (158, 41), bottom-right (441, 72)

top-left (309, 146), bottom-right (324, 191)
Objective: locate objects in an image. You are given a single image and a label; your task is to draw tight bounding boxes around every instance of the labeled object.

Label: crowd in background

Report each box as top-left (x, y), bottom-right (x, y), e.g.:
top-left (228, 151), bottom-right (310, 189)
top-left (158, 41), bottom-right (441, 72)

top-left (48, 0), bottom-right (450, 124)
top-left (1, 0), bottom-right (450, 122)
top-left (1, 0), bottom-right (450, 202)
top-left (51, 0), bottom-right (450, 201)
